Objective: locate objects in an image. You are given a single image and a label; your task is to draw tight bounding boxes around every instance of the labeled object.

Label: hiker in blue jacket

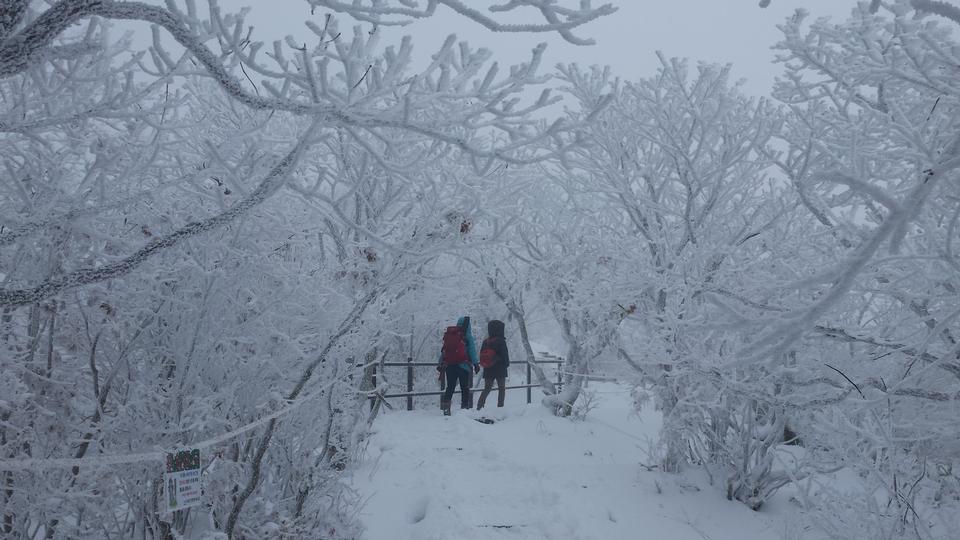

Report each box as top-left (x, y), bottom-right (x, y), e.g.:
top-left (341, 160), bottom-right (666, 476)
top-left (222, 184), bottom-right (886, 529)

top-left (437, 316), bottom-right (480, 415)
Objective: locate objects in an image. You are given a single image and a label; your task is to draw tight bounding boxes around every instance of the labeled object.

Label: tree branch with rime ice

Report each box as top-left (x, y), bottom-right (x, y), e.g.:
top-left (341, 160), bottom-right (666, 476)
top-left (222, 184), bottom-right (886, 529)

top-left (0, 0), bottom-right (613, 308)
top-left (0, 0), bottom-right (29, 40)
top-left (0, 1), bottom-right (609, 168)
top-left (0, 123), bottom-right (318, 308)
top-left (305, 0), bottom-right (617, 45)
top-left (763, 0), bottom-right (960, 24)
top-left (739, 8), bottom-right (960, 531)
top-left (743, 0), bottom-right (960, 363)
top-left (912, 0), bottom-right (960, 25)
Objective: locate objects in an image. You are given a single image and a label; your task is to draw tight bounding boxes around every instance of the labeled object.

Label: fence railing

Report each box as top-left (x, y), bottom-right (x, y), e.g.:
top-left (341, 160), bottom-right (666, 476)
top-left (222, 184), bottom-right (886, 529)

top-left (367, 354), bottom-right (564, 411)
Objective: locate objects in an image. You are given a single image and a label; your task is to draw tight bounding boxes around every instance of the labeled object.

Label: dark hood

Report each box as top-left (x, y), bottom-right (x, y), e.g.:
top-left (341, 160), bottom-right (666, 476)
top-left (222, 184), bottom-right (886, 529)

top-left (487, 319), bottom-right (505, 338)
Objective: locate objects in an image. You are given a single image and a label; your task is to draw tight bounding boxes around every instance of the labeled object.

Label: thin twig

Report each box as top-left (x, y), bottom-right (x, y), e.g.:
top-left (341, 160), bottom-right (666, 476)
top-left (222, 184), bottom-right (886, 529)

top-left (824, 364), bottom-right (865, 399)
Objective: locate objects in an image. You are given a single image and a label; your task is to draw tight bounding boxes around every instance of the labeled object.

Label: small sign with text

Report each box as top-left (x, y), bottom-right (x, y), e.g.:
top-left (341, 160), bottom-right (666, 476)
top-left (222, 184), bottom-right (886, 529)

top-left (163, 448), bottom-right (202, 513)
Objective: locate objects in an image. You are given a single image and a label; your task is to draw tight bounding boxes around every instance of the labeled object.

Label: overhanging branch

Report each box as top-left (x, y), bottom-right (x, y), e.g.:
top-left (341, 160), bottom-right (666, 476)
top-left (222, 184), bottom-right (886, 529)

top-left (0, 124), bottom-right (317, 308)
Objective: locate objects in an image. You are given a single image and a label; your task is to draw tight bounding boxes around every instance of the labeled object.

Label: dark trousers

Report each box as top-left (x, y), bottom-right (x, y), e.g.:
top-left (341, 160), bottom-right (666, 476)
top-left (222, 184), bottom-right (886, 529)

top-left (476, 374), bottom-right (506, 409)
top-left (442, 365), bottom-right (471, 409)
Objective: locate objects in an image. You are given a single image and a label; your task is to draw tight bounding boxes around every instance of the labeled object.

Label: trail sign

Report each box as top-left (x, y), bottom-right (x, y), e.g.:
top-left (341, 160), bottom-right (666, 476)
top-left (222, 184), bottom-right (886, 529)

top-left (163, 449), bottom-right (202, 513)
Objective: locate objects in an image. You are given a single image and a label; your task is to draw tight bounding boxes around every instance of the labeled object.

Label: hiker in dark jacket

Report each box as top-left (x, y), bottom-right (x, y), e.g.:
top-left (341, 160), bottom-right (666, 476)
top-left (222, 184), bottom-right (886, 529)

top-left (476, 319), bottom-right (510, 410)
top-left (437, 316), bottom-right (479, 415)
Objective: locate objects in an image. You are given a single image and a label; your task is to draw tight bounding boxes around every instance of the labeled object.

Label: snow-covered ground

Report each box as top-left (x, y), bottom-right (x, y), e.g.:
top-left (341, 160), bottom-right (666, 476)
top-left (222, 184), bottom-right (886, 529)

top-left (350, 382), bottom-right (799, 540)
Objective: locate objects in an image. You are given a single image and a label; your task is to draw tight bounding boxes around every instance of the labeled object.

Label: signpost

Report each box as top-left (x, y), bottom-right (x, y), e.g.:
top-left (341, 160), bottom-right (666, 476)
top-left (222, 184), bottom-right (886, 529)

top-left (164, 449), bottom-right (202, 513)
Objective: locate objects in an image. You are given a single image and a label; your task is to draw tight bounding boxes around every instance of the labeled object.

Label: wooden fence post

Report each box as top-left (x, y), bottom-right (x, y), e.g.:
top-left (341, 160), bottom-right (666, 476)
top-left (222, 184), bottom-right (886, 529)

top-left (406, 357), bottom-right (414, 411)
top-left (526, 361), bottom-right (532, 404)
top-left (438, 363), bottom-right (445, 410)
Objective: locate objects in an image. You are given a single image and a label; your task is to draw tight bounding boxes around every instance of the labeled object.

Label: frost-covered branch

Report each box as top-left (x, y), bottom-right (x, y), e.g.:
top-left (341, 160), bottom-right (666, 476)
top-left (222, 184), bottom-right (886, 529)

top-left (912, 0), bottom-right (960, 25)
top-left (784, 368), bottom-right (960, 403)
top-left (0, 125), bottom-right (317, 308)
top-left (0, 0), bottom-right (28, 41)
top-left (306, 0), bottom-right (617, 45)
top-left (0, 0), bottom-right (99, 77)
top-left (814, 325), bottom-right (960, 381)
top-left (1, 1), bottom-right (604, 166)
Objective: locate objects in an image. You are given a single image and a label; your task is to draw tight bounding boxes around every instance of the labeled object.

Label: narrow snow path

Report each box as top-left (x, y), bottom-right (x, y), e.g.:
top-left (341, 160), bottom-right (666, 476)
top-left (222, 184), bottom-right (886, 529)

top-left (350, 383), bottom-right (790, 540)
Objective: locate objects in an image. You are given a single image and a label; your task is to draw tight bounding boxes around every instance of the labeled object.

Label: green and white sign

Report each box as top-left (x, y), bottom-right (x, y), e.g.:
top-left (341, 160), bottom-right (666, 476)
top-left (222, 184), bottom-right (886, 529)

top-left (163, 449), bottom-right (202, 513)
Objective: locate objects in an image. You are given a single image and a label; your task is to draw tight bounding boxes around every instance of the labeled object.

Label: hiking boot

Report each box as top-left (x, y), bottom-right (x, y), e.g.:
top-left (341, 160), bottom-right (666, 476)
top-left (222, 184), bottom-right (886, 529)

top-left (441, 400), bottom-right (451, 416)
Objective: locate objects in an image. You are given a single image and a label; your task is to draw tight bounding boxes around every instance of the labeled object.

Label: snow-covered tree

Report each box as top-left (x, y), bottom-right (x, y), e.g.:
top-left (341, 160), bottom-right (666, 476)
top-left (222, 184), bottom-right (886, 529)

top-left (598, 0), bottom-right (960, 530)
top-left (736, 2), bottom-right (960, 535)
top-left (0, 1), bottom-right (612, 537)
top-left (554, 57), bottom-right (792, 497)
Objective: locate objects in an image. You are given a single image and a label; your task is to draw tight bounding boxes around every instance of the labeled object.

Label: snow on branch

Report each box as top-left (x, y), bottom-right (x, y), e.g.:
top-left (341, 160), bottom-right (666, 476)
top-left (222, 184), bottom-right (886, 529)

top-left (306, 0), bottom-right (617, 45)
top-left (817, 171), bottom-right (902, 213)
top-left (1, 1), bottom-right (603, 168)
top-left (0, 0), bottom-right (29, 41)
top-left (0, 377), bottom-right (331, 471)
top-left (0, 0), bottom-right (98, 77)
top-left (814, 325), bottom-right (960, 381)
top-left (761, 0), bottom-right (885, 12)
top-left (735, 150), bottom-right (960, 366)
top-left (0, 123), bottom-right (318, 308)
top-left (912, 0), bottom-right (960, 25)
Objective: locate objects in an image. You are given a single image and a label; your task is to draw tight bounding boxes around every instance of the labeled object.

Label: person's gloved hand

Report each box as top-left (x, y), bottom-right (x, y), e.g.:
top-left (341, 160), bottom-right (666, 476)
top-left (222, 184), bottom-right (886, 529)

top-left (473, 364), bottom-right (480, 374)
top-left (436, 365), bottom-right (443, 373)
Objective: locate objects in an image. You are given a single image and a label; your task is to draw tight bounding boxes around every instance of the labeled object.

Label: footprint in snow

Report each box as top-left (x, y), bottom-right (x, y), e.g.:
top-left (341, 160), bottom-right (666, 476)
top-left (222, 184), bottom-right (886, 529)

top-left (407, 494), bottom-right (430, 524)
top-left (607, 508), bottom-right (618, 523)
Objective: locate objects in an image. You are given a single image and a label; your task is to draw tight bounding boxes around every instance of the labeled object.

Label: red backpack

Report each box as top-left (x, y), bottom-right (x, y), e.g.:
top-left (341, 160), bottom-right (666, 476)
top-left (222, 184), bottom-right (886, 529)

top-left (441, 326), bottom-right (468, 364)
top-left (479, 338), bottom-right (498, 368)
